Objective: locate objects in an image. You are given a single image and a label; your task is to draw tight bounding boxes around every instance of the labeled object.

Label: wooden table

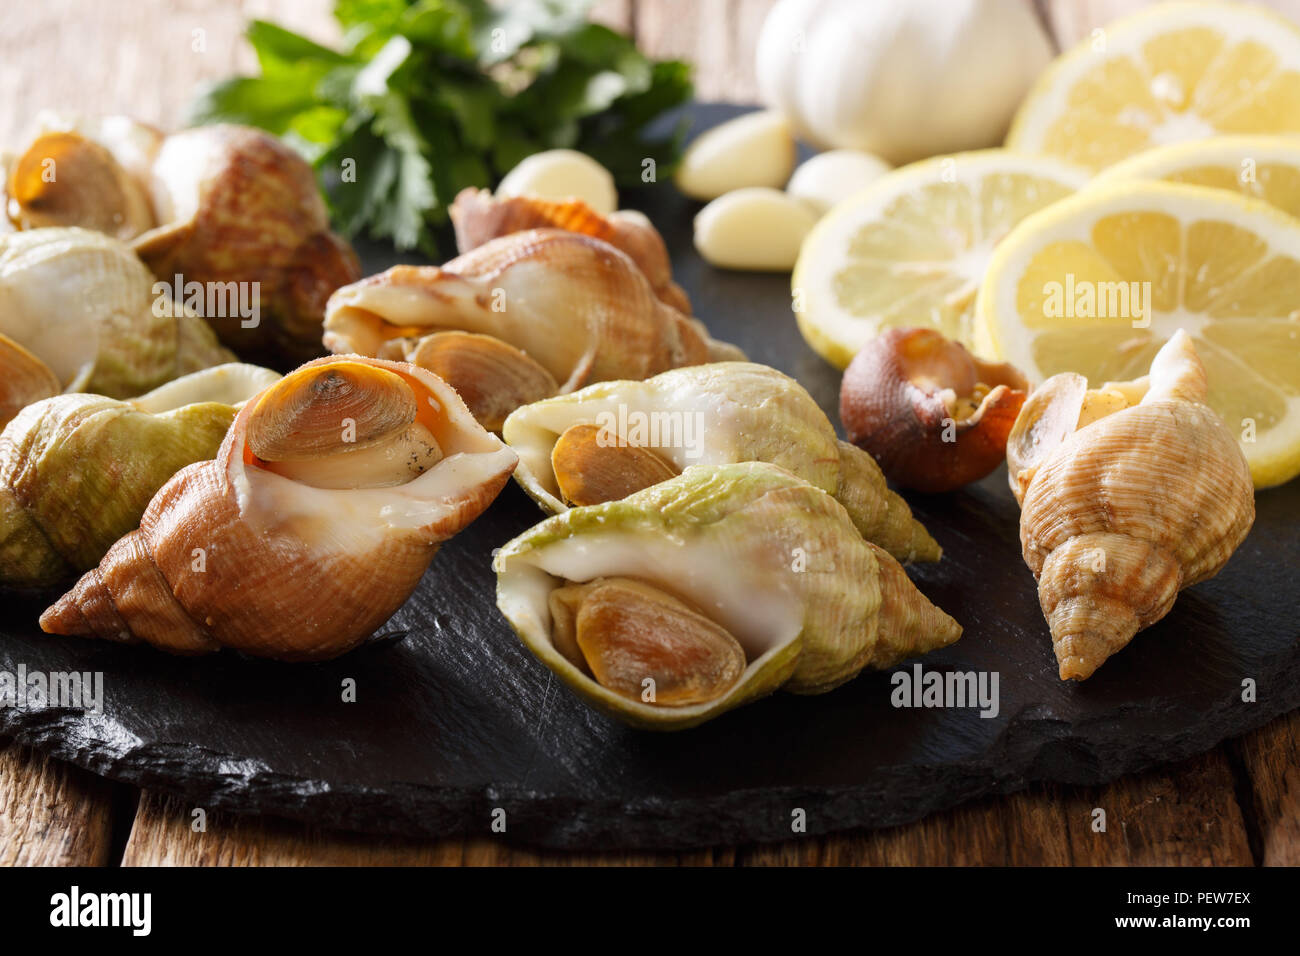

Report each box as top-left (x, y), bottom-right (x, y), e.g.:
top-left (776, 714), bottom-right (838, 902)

top-left (1, 0), bottom-right (1297, 867)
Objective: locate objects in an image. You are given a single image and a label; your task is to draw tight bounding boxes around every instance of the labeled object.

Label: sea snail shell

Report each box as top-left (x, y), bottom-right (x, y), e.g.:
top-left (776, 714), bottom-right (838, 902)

top-left (41, 356), bottom-right (517, 660)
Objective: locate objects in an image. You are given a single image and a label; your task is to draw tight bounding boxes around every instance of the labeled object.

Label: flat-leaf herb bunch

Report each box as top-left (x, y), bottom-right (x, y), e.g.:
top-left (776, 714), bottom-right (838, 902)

top-left (189, 0), bottom-right (692, 253)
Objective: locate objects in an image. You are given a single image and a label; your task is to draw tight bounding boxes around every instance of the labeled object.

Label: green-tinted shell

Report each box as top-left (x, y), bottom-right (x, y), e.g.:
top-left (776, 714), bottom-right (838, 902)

top-left (0, 227), bottom-right (234, 399)
top-left (0, 363), bottom-right (279, 588)
top-left (502, 361), bottom-right (940, 562)
top-left (494, 461), bottom-right (961, 730)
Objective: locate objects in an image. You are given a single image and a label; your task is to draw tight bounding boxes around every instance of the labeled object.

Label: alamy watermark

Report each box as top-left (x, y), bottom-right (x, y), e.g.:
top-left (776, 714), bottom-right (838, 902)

top-left (891, 663), bottom-right (999, 718)
top-left (152, 274), bottom-right (261, 329)
top-left (592, 406), bottom-right (707, 461)
top-left (1043, 273), bottom-right (1151, 328)
top-left (0, 664), bottom-right (103, 714)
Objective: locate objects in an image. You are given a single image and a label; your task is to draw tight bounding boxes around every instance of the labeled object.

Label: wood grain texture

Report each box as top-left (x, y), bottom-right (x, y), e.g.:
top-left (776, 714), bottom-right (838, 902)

top-left (0, 742), bottom-right (117, 866)
top-left (633, 0), bottom-right (780, 102)
top-left (1231, 709), bottom-right (1300, 866)
top-left (1, 0), bottom-right (1298, 868)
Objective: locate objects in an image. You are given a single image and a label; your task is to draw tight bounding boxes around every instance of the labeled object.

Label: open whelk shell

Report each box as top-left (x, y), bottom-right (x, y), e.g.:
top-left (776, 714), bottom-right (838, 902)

top-left (133, 125), bottom-right (361, 362)
top-left (1009, 331), bottom-right (1255, 680)
top-left (0, 363), bottom-right (278, 589)
top-left (40, 356), bottom-right (517, 659)
top-left (0, 334), bottom-right (60, 428)
top-left (502, 361), bottom-right (940, 563)
top-left (0, 227), bottom-right (234, 398)
top-left (450, 188), bottom-right (692, 314)
top-left (495, 461), bottom-right (960, 730)
top-left (322, 230), bottom-right (740, 414)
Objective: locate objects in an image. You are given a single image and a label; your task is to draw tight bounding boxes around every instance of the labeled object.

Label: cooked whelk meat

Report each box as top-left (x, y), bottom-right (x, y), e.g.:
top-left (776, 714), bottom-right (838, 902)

top-left (549, 577), bottom-right (747, 706)
top-left (323, 229), bottom-right (740, 428)
top-left (41, 356), bottom-right (517, 661)
top-left (1007, 330), bottom-right (1255, 680)
top-left (0, 333), bottom-right (60, 428)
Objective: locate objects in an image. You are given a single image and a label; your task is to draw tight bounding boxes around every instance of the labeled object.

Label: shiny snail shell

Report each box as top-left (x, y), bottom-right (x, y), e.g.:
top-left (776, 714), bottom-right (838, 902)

top-left (1007, 331), bottom-right (1255, 680)
top-left (41, 356), bottom-right (517, 660)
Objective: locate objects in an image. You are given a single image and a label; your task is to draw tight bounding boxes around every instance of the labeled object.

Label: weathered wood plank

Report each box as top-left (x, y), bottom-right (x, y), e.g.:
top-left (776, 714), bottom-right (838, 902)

top-left (0, 742), bottom-right (117, 866)
top-left (633, 0), bottom-right (779, 103)
top-left (121, 790), bottom-right (734, 865)
top-left (1231, 709), bottom-right (1300, 866)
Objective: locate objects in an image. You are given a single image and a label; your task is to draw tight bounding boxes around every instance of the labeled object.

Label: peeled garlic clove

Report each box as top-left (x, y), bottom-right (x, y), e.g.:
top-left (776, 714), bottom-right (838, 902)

top-left (405, 330), bottom-right (558, 433)
top-left (0, 333), bottom-right (61, 427)
top-left (693, 187), bottom-right (817, 271)
top-left (786, 149), bottom-right (891, 215)
top-left (247, 362), bottom-right (419, 462)
top-left (550, 577), bottom-right (747, 707)
top-left (7, 131), bottom-right (155, 239)
top-left (840, 327), bottom-right (1029, 493)
top-left (551, 423), bottom-right (679, 506)
top-left (497, 149), bottom-right (617, 215)
top-left (674, 110), bottom-right (796, 201)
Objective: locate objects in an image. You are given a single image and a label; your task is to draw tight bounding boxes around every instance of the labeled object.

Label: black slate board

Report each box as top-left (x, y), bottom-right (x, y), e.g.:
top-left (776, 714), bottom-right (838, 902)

top-left (2, 104), bottom-right (1298, 850)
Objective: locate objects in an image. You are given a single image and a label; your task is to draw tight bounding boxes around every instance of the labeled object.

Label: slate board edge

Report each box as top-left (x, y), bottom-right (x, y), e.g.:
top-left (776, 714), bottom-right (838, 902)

top-left (5, 645), bottom-right (1295, 851)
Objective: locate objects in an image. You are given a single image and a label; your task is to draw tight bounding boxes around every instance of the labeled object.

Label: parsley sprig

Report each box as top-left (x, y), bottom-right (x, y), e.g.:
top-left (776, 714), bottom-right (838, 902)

top-left (188, 0), bottom-right (692, 253)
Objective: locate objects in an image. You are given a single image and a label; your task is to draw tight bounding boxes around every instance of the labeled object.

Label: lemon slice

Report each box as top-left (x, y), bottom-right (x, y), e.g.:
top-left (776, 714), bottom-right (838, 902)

top-left (976, 180), bottom-right (1300, 487)
top-left (791, 150), bottom-right (1088, 369)
top-left (1007, 1), bottom-right (1300, 171)
top-left (1092, 135), bottom-right (1300, 217)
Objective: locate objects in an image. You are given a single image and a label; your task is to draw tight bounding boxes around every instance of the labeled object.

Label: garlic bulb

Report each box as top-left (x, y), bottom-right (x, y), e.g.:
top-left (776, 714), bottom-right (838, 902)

top-left (756, 0), bottom-right (1053, 164)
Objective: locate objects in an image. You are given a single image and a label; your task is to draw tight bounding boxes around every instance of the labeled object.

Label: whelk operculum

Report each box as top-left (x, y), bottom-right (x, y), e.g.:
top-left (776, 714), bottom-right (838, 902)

top-left (495, 462), bottom-right (961, 729)
top-left (40, 357), bottom-right (517, 660)
top-left (6, 130), bottom-right (156, 239)
top-left (0, 333), bottom-right (60, 428)
top-left (549, 577), bottom-right (747, 707)
top-left (380, 330), bottom-right (560, 433)
top-left (1006, 330), bottom-right (1255, 681)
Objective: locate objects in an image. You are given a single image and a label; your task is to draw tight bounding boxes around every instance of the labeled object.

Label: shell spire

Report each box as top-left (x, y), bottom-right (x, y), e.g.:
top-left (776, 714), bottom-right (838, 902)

top-left (1010, 331), bottom-right (1255, 680)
